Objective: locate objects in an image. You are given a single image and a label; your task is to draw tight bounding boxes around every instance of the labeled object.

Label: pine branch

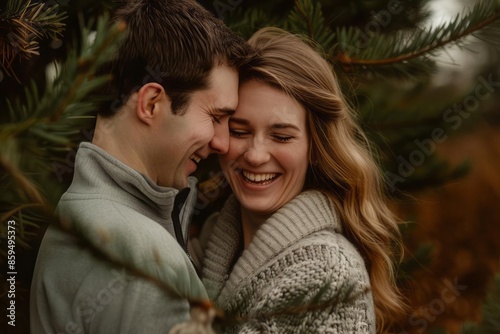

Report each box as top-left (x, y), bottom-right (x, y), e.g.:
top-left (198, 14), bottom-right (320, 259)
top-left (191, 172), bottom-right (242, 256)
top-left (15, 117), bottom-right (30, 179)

top-left (286, 0), bottom-right (334, 50)
top-left (1, 13), bottom-right (123, 250)
top-left (0, 0), bottom-right (67, 80)
top-left (225, 7), bottom-right (274, 39)
top-left (336, 0), bottom-right (500, 72)
top-left (0, 157), bottom-right (48, 208)
top-left (460, 273), bottom-right (500, 334)
top-left (4, 15), bottom-right (123, 147)
top-left (480, 274), bottom-right (500, 333)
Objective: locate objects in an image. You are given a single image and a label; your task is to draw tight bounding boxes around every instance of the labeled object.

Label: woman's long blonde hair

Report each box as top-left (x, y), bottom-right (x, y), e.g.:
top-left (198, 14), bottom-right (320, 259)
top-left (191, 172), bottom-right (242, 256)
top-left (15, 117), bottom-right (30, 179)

top-left (245, 27), bottom-right (407, 332)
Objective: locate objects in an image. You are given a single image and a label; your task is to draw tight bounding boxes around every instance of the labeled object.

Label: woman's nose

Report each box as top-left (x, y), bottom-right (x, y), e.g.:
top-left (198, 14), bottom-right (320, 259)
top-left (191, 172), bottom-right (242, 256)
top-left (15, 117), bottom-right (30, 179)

top-left (243, 142), bottom-right (271, 166)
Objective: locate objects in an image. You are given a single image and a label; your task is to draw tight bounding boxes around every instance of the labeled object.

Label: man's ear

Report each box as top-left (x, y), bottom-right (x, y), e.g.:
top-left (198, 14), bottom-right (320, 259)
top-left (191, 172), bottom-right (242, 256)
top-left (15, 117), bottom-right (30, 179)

top-left (136, 83), bottom-right (169, 125)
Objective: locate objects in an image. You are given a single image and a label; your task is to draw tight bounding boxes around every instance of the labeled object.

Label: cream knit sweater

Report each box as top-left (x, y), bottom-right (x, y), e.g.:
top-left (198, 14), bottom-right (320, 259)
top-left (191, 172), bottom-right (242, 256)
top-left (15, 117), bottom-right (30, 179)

top-left (200, 190), bottom-right (376, 333)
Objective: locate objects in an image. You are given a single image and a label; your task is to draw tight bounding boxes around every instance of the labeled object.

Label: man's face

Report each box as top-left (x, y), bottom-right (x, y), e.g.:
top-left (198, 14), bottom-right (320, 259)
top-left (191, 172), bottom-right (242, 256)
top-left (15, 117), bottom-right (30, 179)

top-left (153, 65), bottom-right (238, 189)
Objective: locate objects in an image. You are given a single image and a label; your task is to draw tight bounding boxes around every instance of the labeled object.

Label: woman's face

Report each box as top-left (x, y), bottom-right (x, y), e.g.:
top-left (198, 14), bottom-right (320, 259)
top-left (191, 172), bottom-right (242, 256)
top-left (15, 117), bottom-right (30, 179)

top-left (219, 79), bottom-right (310, 216)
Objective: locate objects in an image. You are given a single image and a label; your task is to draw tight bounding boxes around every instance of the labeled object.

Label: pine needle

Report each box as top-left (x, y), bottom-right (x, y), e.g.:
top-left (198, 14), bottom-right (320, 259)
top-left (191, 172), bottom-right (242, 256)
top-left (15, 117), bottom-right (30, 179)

top-left (0, 0), bottom-right (67, 80)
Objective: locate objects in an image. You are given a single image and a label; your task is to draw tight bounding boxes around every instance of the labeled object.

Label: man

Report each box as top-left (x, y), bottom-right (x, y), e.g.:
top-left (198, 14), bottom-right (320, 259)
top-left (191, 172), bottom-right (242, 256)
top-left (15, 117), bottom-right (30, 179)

top-left (30, 1), bottom-right (252, 333)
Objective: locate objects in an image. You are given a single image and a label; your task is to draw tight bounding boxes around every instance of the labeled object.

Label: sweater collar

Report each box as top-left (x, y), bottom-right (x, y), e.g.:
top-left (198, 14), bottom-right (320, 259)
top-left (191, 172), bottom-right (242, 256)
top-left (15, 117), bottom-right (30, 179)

top-left (202, 190), bottom-right (341, 304)
top-left (69, 142), bottom-right (197, 236)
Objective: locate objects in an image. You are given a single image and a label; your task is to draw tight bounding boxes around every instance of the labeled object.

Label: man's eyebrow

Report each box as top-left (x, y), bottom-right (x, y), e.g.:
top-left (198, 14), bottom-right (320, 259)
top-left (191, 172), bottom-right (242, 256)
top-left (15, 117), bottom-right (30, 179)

top-left (214, 107), bottom-right (236, 115)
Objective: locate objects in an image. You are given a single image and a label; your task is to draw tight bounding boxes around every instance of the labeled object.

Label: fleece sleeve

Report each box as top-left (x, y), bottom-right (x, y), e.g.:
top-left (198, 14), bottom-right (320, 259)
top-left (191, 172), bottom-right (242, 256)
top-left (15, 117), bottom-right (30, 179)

top-left (87, 274), bottom-right (191, 334)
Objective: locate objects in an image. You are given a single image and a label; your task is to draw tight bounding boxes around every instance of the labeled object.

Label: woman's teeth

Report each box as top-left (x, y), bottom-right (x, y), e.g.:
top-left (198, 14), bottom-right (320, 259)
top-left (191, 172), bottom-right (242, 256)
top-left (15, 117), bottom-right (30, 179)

top-left (242, 170), bottom-right (278, 183)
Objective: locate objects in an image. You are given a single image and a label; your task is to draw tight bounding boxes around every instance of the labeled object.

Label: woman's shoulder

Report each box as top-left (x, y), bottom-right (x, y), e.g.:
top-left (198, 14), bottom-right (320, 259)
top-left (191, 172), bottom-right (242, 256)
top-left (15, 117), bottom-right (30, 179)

top-left (283, 229), bottom-right (369, 283)
top-left (240, 230), bottom-right (373, 320)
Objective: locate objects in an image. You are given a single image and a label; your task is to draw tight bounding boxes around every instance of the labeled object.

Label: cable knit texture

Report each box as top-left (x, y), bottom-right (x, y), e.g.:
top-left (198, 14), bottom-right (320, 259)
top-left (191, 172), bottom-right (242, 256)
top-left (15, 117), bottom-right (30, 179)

top-left (201, 190), bottom-right (375, 333)
top-left (31, 142), bottom-right (207, 334)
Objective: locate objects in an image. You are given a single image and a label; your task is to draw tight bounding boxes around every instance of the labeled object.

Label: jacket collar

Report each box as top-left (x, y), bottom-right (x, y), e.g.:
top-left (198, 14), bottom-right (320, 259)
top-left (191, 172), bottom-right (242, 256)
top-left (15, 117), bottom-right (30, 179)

top-left (68, 142), bottom-right (197, 239)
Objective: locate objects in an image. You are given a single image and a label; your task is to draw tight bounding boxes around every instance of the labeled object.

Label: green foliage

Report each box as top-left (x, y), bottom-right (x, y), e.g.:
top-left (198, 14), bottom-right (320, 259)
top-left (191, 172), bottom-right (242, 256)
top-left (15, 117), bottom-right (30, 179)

top-left (2, 0), bottom-right (500, 332)
top-left (460, 274), bottom-right (500, 334)
top-left (218, 0), bottom-right (500, 79)
top-left (285, 0), bottom-right (335, 49)
top-left (224, 6), bottom-right (274, 39)
top-left (0, 11), bottom-right (124, 333)
top-left (335, 0), bottom-right (500, 78)
top-left (355, 79), bottom-right (478, 192)
top-left (0, 0), bottom-right (67, 80)
top-left (0, 13), bottom-right (123, 253)
top-left (482, 275), bottom-right (500, 333)
top-left (397, 220), bottom-right (434, 282)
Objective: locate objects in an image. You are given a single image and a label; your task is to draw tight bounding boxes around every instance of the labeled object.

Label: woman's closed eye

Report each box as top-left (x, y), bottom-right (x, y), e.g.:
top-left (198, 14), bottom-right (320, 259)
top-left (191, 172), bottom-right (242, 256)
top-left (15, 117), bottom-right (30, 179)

top-left (229, 129), bottom-right (249, 138)
top-left (272, 135), bottom-right (293, 142)
top-left (230, 129), bottom-right (294, 142)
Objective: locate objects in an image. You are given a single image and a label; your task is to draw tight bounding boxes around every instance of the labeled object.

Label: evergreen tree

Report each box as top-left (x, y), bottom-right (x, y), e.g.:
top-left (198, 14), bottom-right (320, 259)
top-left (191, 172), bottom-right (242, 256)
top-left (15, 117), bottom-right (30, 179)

top-left (461, 274), bottom-right (500, 334)
top-left (2, 0), bottom-right (500, 333)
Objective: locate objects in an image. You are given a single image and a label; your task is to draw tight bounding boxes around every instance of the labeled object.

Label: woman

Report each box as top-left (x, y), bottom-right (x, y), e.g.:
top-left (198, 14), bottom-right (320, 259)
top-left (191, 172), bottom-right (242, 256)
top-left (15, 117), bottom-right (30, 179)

top-left (196, 27), bottom-right (406, 333)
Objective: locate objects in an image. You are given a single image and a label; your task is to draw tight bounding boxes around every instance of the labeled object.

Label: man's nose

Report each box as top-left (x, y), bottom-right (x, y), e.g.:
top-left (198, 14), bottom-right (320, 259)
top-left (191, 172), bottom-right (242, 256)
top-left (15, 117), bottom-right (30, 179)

top-left (209, 123), bottom-right (230, 154)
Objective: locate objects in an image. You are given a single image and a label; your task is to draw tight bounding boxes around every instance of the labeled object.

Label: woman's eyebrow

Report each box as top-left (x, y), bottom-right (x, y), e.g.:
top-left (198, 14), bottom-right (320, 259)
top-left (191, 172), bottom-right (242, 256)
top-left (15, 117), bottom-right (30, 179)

top-left (270, 123), bottom-right (300, 131)
top-left (229, 117), bottom-right (300, 131)
top-left (228, 117), bottom-right (249, 125)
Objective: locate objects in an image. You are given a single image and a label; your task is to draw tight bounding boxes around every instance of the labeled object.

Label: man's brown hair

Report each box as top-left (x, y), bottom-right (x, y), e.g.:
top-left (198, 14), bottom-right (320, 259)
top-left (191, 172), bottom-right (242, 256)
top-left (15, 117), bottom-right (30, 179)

top-left (98, 0), bottom-right (253, 116)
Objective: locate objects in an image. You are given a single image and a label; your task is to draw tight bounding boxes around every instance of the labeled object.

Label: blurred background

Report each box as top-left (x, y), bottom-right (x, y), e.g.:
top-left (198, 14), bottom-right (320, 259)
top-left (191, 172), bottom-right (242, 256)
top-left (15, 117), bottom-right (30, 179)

top-left (1, 0), bottom-right (500, 333)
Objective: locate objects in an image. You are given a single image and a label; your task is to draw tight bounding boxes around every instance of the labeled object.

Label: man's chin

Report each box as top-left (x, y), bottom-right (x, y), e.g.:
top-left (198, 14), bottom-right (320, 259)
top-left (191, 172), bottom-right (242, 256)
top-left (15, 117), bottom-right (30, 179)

top-left (156, 176), bottom-right (188, 189)
top-left (172, 177), bottom-right (190, 190)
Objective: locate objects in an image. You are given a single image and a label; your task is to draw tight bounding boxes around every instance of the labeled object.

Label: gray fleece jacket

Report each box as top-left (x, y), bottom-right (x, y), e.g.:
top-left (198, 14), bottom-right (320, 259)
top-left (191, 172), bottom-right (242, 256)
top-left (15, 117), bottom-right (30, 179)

top-left (30, 142), bottom-right (207, 334)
